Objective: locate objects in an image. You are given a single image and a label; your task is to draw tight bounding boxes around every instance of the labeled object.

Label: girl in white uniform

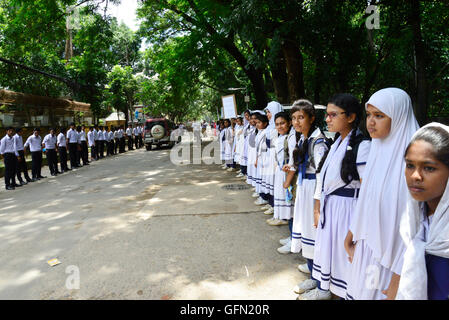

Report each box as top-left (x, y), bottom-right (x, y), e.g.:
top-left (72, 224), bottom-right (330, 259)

top-left (254, 113), bottom-right (269, 201)
top-left (247, 112), bottom-right (261, 190)
top-left (261, 102), bottom-right (284, 211)
top-left (239, 110), bottom-right (252, 178)
top-left (398, 123), bottom-right (449, 300)
top-left (285, 101), bottom-right (330, 292)
top-left (223, 119), bottom-right (235, 170)
top-left (233, 117), bottom-right (244, 167)
top-left (270, 112), bottom-right (295, 228)
top-left (303, 94), bottom-right (371, 300)
top-left (219, 120), bottom-right (226, 168)
top-left (345, 88), bottom-right (419, 300)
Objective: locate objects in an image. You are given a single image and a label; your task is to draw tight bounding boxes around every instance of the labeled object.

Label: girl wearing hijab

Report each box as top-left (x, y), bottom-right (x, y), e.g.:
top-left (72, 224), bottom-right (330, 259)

top-left (301, 94), bottom-right (371, 300)
top-left (284, 100), bottom-right (330, 294)
top-left (260, 102), bottom-right (284, 214)
top-left (397, 123), bottom-right (449, 300)
top-left (238, 110), bottom-right (252, 179)
top-left (345, 88), bottom-right (419, 300)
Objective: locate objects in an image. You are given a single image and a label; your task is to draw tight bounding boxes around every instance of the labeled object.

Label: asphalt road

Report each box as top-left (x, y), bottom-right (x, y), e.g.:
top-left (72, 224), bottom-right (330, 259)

top-left (0, 136), bottom-right (307, 300)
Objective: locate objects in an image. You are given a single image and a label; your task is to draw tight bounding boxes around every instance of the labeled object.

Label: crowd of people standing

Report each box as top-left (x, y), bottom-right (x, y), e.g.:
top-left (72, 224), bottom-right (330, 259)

top-left (218, 88), bottom-right (449, 300)
top-left (0, 123), bottom-right (144, 190)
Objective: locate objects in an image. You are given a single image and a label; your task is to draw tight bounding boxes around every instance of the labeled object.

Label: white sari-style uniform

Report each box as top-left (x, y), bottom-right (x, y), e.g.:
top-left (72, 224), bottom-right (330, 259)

top-left (311, 129), bottom-right (371, 298)
top-left (262, 102), bottom-right (283, 196)
top-left (224, 126), bottom-right (234, 164)
top-left (396, 123), bottom-right (449, 300)
top-left (246, 126), bottom-right (258, 186)
top-left (219, 128), bottom-right (226, 161)
top-left (291, 128), bottom-right (328, 258)
top-left (273, 129), bottom-right (297, 220)
top-left (240, 123), bottom-right (252, 167)
top-left (255, 128), bottom-right (267, 194)
top-left (346, 88), bottom-right (419, 300)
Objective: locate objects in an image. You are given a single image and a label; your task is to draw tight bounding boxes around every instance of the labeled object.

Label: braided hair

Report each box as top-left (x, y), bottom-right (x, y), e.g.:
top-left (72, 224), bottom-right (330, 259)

top-left (291, 99), bottom-right (330, 170)
top-left (316, 94), bottom-right (365, 185)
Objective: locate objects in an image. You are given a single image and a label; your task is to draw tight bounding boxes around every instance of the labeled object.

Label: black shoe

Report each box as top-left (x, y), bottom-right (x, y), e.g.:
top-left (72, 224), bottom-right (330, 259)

top-left (19, 180), bottom-right (27, 186)
top-left (66, 168), bottom-right (72, 171)
top-left (6, 186), bottom-right (15, 190)
top-left (13, 183), bottom-right (23, 188)
top-left (51, 173), bottom-right (57, 176)
top-left (31, 178), bottom-right (38, 182)
top-left (25, 177), bottom-right (32, 183)
top-left (84, 163), bottom-right (89, 166)
top-left (38, 175), bottom-right (47, 179)
top-left (55, 171), bottom-right (62, 174)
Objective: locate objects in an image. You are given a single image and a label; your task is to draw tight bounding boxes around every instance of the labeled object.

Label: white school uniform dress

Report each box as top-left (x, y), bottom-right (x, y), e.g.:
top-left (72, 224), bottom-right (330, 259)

top-left (273, 129), bottom-right (296, 220)
top-left (224, 127), bottom-right (234, 163)
top-left (254, 128), bottom-right (267, 193)
top-left (246, 126), bottom-right (257, 185)
top-left (346, 88), bottom-right (420, 300)
top-left (262, 102), bottom-right (283, 196)
top-left (291, 128), bottom-right (328, 257)
top-left (219, 128), bottom-right (226, 161)
top-left (239, 123), bottom-right (251, 167)
top-left (311, 129), bottom-right (371, 298)
top-left (233, 125), bottom-right (243, 163)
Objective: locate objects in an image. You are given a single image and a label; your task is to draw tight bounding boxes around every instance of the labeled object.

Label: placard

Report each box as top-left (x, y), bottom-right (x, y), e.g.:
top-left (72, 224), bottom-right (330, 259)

top-left (221, 94), bottom-right (237, 119)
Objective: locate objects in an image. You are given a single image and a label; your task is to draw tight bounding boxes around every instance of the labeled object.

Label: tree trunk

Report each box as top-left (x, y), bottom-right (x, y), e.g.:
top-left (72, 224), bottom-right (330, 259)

top-left (270, 53), bottom-right (290, 104)
top-left (409, 0), bottom-right (428, 126)
top-left (282, 40), bottom-right (305, 102)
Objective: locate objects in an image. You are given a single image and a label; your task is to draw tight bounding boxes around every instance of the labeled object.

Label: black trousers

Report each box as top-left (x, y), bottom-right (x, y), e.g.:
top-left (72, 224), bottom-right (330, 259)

top-left (81, 141), bottom-right (89, 164)
top-left (16, 150), bottom-right (30, 181)
top-left (99, 140), bottom-right (105, 158)
top-left (139, 135), bottom-right (143, 148)
top-left (31, 151), bottom-right (43, 178)
top-left (127, 136), bottom-right (133, 150)
top-left (90, 145), bottom-right (96, 161)
top-left (94, 140), bottom-right (99, 159)
top-left (46, 149), bottom-right (58, 174)
top-left (3, 153), bottom-right (17, 187)
top-left (120, 137), bottom-right (126, 153)
top-left (59, 147), bottom-right (68, 171)
top-left (68, 143), bottom-right (78, 168)
top-left (114, 139), bottom-right (119, 154)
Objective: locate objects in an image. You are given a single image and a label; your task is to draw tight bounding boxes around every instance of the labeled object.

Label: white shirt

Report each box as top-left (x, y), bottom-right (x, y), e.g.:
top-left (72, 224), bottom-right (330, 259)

top-left (43, 134), bottom-right (57, 150)
top-left (192, 122), bottom-right (201, 131)
top-left (93, 129), bottom-right (99, 141)
top-left (79, 131), bottom-right (87, 141)
top-left (0, 135), bottom-right (19, 156)
top-left (103, 130), bottom-right (108, 141)
top-left (87, 131), bottom-right (95, 147)
top-left (67, 128), bottom-right (78, 143)
top-left (57, 133), bottom-right (67, 148)
top-left (14, 134), bottom-right (24, 151)
top-left (126, 128), bottom-right (133, 136)
top-left (109, 131), bottom-right (114, 140)
top-left (24, 134), bottom-right (42, 152)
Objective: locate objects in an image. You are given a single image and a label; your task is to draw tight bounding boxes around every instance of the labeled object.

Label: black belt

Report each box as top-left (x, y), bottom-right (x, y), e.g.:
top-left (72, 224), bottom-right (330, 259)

top-left (321, 187), bottom-right (360, 228)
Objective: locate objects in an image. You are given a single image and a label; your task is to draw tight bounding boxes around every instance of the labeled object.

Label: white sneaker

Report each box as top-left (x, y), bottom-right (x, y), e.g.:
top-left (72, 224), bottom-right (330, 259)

top-left (279, 237), bottom-right (291, 246)
top-left (297, 288), bottom-right (332, 300)
top-left (254, 198), bottom-right (268, 205)
top-left (252, 192), bottom-right (259, 198)
top-left (261, 204), bottom-right (271, 210)
top-left (264, 207), bottom-right (274, 215)
top-left (236, 170), bottom-right (242, 174)
top-left (267, 218), bottom-right (289, 226)
top-left (236, 173), bottom-right (244, 178)
top-left (293, 279), bottom-right (318, 294)
top-left (222, 166), bottom-right (228, 170)
top-left (277, 240), bottom-right (292, 254)
top-left (298, 263), bottom-right (311, 274)
top-left (227, 167), bottom-right (235, 172)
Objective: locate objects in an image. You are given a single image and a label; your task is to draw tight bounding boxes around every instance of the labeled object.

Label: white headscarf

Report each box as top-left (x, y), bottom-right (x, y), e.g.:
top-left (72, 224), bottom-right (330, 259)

top-left (350, 88), bottom-right (420, 274)
top-left (397, 122), bottom-right (449, 300)
top-left (264, 101), bottom-right (283, 131)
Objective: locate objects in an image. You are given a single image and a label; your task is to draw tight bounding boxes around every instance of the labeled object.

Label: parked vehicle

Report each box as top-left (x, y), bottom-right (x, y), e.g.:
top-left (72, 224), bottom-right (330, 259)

top-left (144, 118), bottom-right (180, 151)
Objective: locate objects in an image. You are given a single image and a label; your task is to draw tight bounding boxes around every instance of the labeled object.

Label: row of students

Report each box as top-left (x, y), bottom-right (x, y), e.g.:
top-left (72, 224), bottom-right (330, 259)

top-left (218, 87), bottom-right (449, 300)
top-left (0, 124), bottom-right (144, 190)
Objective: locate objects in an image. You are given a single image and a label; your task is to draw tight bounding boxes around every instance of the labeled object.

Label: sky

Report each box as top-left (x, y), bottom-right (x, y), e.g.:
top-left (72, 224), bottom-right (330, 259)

top-left (102, 0), bottom-right (140, 31)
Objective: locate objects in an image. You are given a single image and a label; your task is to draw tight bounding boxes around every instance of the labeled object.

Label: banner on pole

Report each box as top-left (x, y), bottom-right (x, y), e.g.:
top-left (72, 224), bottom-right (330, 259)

top-left (221, 94), bottom-right (237, 119)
